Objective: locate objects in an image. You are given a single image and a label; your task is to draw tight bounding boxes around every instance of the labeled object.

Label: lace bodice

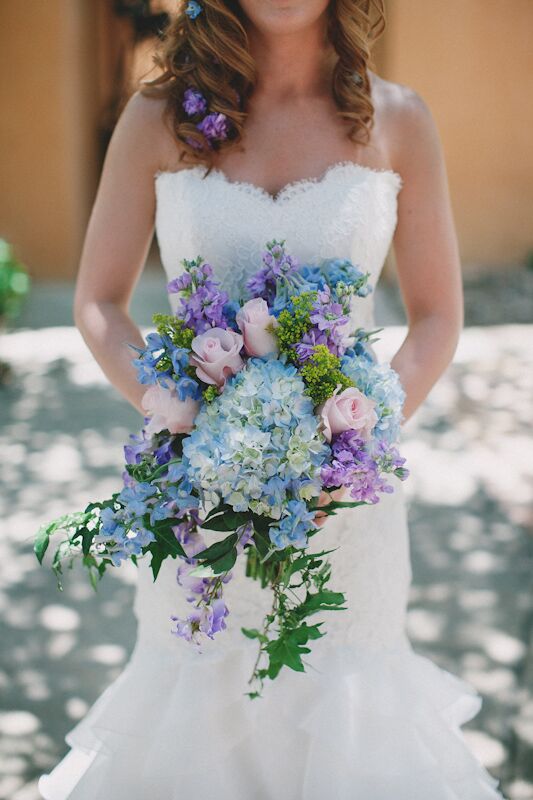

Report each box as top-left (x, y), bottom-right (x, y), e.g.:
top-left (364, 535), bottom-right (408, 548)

top-left (154, 160), bottom-right (403, 329)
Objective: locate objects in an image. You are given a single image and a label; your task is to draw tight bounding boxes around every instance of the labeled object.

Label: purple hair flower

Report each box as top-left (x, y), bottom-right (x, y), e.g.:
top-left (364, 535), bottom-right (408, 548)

top-left (182, 87), bottom-right (207, 116)
top-left (197, 112), bottom-right (229, 142)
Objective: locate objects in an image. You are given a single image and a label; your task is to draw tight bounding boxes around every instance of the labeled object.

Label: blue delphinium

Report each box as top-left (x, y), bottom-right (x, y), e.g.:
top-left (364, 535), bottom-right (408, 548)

top-left (129, 331), bottom-right (173, 385)
top-left (299, 258), bottom-right (371, 300)
top-left (183, 357), bottom-right (329, 544)
top-left (185, 1), bottom-right (203, 21)
top-left (93, 487), bottom-right (157, 566)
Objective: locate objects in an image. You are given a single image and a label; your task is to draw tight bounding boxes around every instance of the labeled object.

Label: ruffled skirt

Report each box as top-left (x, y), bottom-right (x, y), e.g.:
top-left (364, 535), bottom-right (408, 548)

top-left (38, 487), bottom-right (507, 799)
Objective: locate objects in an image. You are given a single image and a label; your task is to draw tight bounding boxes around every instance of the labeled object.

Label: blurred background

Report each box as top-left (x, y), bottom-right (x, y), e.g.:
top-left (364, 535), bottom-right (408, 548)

top-left (0, 1), bottom-right (532, 799)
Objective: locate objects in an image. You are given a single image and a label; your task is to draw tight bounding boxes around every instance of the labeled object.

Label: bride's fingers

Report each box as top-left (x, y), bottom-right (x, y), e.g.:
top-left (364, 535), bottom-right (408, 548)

top-left (314, 486), bottom-right (348, 526)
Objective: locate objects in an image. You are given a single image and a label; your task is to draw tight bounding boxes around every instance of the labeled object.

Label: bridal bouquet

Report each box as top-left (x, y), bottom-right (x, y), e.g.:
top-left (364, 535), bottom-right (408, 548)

top-left (34, 239), bottom-right (408, 697)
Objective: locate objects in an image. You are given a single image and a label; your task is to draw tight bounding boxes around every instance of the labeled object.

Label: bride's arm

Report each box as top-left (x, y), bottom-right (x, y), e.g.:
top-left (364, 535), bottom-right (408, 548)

top-left (387, 87), bottom-right (464, 422)
top-left (73, 92), bottom-right (170, 415)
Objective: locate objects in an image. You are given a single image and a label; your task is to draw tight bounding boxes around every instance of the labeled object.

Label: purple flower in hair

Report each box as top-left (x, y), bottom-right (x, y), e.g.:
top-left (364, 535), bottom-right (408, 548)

top-left (197, 112), bottom-right (229, 142)
top-left (182, 87), bottom-right (207, 116)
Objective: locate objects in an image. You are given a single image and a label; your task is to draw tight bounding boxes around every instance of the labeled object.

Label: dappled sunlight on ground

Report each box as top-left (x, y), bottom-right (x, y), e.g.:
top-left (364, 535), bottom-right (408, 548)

top-left (0, 323), bottom-right (532, 799)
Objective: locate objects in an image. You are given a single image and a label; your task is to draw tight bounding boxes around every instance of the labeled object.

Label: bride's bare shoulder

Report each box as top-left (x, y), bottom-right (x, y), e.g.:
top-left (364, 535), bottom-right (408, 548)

top-left (369, 72), bottom-right (444, 172)
top-left (109, 89), bottom-right (184, 174)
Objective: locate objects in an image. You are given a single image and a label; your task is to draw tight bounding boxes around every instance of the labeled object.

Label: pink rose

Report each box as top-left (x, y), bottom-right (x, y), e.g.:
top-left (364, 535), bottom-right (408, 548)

top-left (235, 298), bottom-right (278, 357)
top-left (141, 381), bottom-right (200, 436)
top-left (318, 386), bottom-right (378, 442)
top-left (190, 328), bottom-right (244, 387)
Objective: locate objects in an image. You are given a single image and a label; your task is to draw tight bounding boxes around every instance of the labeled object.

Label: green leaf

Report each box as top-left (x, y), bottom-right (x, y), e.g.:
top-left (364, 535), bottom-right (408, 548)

top-left (195, 533), bottom-right (238, 563)
top-left (252, 529), bottom-right (270, 558)
top-left (296, 589), bottom-right (347, 619)
top-left (81, 527), bottom-right (95, 556)
top-left (241, 627), bottom-right (269, 644)
top-left (289, 622), bottom-right (324, 644)
top-left (200, 512), bottom-right (249, 532)
top-left (153, 525), bottom-right (187, 558)
top-left (147, 542), bottom-right (167, 580)
top-left (266, 637), bottom-right (307, 673)
top-left (34, 524), bottom-right (51, 564)
top-left (250, 514), bottom-right (272, 537)
top-left (210, 547), bottom-right (237, 574)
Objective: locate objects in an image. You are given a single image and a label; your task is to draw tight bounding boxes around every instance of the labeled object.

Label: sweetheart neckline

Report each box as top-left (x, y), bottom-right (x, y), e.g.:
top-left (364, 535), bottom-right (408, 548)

top-left (153, 159), bottom-right (403, 204)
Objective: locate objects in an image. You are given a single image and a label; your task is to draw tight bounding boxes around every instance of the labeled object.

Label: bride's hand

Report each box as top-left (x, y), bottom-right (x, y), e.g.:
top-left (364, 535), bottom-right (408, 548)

top-left (313, 487), bottom-right (347, 527)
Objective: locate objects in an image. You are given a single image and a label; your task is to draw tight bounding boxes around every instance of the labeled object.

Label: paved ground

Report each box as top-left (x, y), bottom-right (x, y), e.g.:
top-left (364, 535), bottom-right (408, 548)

top-left (0, 268), bottom-right (532, 799)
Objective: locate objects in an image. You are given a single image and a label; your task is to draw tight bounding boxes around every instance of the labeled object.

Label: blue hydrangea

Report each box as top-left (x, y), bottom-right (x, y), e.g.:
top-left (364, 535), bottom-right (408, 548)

top-left (183, 357), bottom-right (328, 518)
top-left (269, 499), bottom-right (317, 549)
top-left (341, 351), bottom-right (406, 443)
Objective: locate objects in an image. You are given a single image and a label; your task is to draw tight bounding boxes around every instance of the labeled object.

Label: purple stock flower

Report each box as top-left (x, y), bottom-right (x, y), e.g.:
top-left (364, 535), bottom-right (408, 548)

top-left (321, 430), bottom-right (394, 504)
top-left (246, 240), bottom-right (299, 305)
top-left (167, 272), bottom-right (192, 294)
top-left (294, 286), bottom-right (351, 362)
top-left (309, 288), bottom-right (349, 332)
top-left (178, 284), bottom-right (229, 334)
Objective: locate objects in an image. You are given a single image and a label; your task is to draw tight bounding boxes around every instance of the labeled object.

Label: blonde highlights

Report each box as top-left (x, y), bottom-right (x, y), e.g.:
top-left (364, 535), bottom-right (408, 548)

top-left (141, 0), bottom-right (386, 169)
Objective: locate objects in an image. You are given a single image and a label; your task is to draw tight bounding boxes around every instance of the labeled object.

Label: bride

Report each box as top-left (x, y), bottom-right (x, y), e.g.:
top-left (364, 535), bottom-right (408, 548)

top-left (38, 1), bottom-right (507, 798)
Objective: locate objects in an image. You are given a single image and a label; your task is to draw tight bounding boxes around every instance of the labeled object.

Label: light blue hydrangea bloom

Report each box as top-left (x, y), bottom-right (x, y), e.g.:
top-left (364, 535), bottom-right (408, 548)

top-left (183, 357), bottom-right (329, 520)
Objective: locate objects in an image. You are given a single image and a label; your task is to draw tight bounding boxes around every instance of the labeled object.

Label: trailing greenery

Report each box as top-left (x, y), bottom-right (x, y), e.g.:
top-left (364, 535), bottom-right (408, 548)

top-left (242, 543), bottom-right (346, 699)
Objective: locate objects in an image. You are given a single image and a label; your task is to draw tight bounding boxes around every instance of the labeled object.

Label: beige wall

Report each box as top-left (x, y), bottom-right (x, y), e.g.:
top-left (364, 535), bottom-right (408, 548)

top-left (382, 0), bottom-right (533, 267)
top-left (0, 0), bottom-right (99, 279)
top-left (0, 1), bottom-right (532, 278)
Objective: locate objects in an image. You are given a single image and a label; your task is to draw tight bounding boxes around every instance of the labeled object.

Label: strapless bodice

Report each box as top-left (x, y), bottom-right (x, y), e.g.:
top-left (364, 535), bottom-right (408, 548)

top-left (154, 160), bottom-right (403, 328)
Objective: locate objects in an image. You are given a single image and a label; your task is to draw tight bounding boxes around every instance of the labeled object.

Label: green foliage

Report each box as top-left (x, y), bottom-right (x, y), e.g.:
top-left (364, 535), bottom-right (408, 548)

top-left (33, 499), bottom-right (116, 590)
top-left (0, 239), bottom-right (30, 321)
top-left (243, 543), bottom-right (346, 698)
top-left (202, 384), bottom-right (219, 403)
top-left (275, 291), bottom-right (316, 360)
top-left (299, 344), bottom-right (354, 404)
top-left (152, 313), bottom-right (195, 349)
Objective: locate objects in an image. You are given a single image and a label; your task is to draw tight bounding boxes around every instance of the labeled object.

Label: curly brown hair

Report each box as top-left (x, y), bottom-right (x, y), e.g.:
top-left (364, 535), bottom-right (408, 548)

top-left (140, 0), bottom-right (385, 171)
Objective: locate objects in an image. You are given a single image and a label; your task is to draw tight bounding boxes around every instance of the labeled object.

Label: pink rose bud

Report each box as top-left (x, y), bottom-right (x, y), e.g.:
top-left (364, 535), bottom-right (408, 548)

top-left (141, 382), bottom-right (200, 436)
top-left (189, 328), bottom-right (244, 387)
top-left (317, 386), bottom-right (378, 443)
top-left (235, 298), bottom-right (278, 357)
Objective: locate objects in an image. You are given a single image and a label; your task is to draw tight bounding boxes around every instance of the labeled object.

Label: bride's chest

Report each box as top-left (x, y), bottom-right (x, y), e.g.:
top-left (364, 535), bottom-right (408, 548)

top-left (153, 163), bottom-right (402, 300)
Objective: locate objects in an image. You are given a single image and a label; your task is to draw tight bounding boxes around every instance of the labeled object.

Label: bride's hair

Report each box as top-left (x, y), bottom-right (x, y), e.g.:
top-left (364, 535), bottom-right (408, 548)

top-left (140, 0), bottom-right (385, 169)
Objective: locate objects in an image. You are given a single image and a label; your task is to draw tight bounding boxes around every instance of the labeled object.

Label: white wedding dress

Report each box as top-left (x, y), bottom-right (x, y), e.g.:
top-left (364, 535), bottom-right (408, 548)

top-left (39, 160), bottom-right (506, 799)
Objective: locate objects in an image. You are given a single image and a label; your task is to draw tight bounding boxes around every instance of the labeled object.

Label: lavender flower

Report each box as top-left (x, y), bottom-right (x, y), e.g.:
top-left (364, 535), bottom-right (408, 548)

top-left (182, 87), bottom-right (207, 116)
top-left (171, 599), bottom-right (229, 643)
top-left (197, 112), bottom-right (229, 142)
top-left (321, 430), bottom-right (393, 504)
top-left (246, 239), bottom-right (299, 307)
top-left (168, 257), bottom-right (230, 334)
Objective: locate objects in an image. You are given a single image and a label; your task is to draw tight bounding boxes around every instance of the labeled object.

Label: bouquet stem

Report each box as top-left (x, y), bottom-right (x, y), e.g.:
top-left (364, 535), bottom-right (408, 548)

top-left (245, 546), bottom-right (282, 588)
